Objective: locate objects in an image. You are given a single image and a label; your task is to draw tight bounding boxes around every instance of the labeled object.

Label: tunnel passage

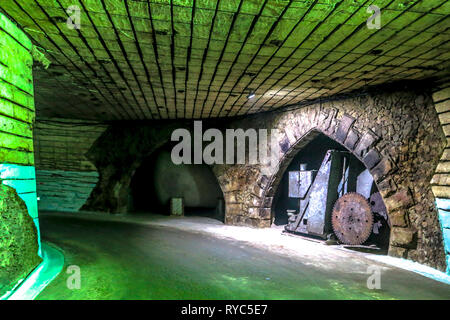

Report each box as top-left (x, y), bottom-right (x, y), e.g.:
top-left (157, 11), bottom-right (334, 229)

top-left (130, 143), bottom-right (225, 222)
top-left (272, 133), bottom-right (390, 251)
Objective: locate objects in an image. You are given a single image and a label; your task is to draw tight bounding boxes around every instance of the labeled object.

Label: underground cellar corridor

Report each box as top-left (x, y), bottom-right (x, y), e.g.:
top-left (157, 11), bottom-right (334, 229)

top-left (0, 0), bottom-right (450, 304)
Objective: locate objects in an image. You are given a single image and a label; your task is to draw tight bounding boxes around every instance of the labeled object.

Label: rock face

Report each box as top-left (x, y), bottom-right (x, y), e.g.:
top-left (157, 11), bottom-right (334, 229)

top-left (0, 184), bottom-right (41, 297)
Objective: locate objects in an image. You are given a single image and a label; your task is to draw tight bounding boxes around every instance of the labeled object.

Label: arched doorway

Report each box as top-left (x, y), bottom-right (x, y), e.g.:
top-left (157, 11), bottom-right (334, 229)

top-left (129, 143), bottom-right (225, 222)
top-left (271, 132), bottom-right (390, 251)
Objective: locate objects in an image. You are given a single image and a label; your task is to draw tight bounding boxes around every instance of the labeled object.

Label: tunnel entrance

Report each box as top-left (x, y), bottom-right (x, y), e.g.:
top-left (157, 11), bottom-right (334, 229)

top-left (272, 133), bottom-right (390, 252)
top-left (130, 143), bottom-right (225, 222)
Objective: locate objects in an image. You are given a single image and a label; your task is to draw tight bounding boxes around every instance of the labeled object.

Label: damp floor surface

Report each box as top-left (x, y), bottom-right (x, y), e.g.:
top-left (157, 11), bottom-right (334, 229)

top-left (37, 214), bottom-right (450, 300)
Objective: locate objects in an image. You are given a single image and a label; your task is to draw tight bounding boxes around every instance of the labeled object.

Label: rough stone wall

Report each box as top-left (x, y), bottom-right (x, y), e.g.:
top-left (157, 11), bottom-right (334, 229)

top-left (0, 12), bottom-right (41, 297)
top-left (214, 85), bottom-right (447, 271)
top-left (430, 81), bottom-right (450, 274)
top-left (33, 118), bottom-right (107, 212)
top-left (0, 184), bottom-right (41, 297)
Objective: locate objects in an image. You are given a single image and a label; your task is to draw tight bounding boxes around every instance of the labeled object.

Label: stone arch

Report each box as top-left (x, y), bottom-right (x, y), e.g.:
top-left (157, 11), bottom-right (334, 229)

top-left (83, 123), bottom-right (184, 213)
top-left (223, 108), bottom-right (398, 227)
top-left (222, 106), bottom-right (422, 258)
top-left (260, 123), bottom-right (392, 224)
top-left (129, 141), bottom-right (226, 220)
top-left (84, 122), bottom-right (228, 217)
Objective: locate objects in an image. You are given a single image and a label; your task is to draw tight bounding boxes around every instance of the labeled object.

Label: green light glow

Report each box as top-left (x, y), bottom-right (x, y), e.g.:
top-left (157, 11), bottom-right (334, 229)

top-left (4, 243), bottom-right (64, 300)
top-left (0, 12), bottom-right (42, 298)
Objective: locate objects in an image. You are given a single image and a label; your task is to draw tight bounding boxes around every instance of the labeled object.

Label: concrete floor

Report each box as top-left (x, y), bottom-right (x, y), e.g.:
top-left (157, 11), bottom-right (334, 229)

top-left (37, 212), bottom-right (450, 300)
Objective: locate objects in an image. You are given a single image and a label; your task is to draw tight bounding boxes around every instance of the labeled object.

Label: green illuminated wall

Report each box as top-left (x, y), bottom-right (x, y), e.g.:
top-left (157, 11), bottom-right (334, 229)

top-left (431, 83), bottom-right (450, 274)
top-left (0, 12), bottom-right (41, 297)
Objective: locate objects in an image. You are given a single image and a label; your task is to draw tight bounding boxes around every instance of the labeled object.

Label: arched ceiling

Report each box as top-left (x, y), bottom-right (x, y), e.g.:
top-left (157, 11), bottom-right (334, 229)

top-left (1, 0), bottom-right (449, 120)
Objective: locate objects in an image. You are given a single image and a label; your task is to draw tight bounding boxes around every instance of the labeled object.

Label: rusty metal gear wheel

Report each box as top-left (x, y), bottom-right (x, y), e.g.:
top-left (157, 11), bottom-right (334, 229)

top-left (332, 192), bottom-right (373, 245)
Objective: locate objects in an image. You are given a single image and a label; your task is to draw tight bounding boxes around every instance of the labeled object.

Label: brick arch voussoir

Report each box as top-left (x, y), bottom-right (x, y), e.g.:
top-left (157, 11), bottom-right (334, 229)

top-left (256, 108), bottom-right (408, 228)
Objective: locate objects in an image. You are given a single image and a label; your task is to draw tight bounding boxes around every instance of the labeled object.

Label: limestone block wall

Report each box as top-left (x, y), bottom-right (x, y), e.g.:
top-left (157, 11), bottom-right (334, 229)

top-left (431, 81), bottom-right (450, 274)
top-left (0, 12), bottom-right (41, 297)
top-left (33, 118), bottom-right (107, 212)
